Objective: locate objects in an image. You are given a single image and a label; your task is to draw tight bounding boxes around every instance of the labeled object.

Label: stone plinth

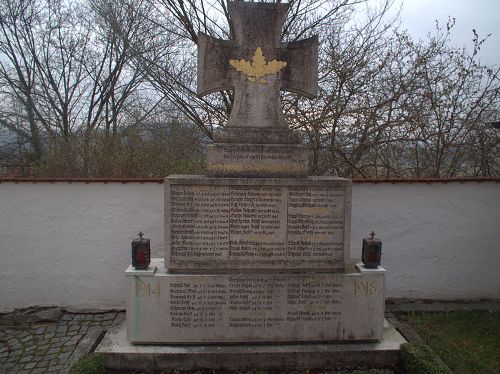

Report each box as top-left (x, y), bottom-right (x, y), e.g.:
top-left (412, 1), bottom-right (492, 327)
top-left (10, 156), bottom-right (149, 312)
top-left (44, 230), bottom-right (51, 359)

top-left (125, 259), bottom-right (385, 344)
top-left (207, 143), bottom-right (309, 177)
top-left (97, 319), bottom-right (405, 371)
top-left (165, 176), bottom-right (351, 272)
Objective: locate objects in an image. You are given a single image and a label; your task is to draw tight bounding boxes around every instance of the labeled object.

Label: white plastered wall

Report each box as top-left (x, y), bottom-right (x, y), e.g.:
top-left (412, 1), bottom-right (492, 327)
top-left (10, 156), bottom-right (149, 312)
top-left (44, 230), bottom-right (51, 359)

top-left (0, 181), bottom-right (499, 311)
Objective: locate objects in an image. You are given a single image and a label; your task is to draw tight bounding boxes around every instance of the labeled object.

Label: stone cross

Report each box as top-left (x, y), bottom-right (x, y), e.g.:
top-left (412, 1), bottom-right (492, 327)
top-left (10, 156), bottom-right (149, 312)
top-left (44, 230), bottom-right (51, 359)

top-left (197, 1), bottom-right (318, 144)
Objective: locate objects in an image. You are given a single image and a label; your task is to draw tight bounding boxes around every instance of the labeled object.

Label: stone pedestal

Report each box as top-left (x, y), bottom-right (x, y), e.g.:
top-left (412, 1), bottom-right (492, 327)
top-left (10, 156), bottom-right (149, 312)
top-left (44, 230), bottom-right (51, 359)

top-left (120, 174), bottom-right (387, 345)
top-left (126, 259), bottom-right (385, 344)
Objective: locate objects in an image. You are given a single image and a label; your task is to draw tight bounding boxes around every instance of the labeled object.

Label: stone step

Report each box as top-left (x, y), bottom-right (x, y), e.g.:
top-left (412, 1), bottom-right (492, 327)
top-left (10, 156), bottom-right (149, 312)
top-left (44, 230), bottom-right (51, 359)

top-left (96, 318), bottom-right (405, 371)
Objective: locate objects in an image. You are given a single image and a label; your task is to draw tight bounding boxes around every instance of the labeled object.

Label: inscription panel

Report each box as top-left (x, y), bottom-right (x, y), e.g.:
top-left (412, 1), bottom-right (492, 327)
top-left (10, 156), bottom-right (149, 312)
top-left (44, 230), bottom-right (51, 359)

top-left (207, 144), bottom-right (309, 177)
top-left (287, 186), bottom-right (345, 260)
top-left (229, 186), bottom-right (287, 260)
top-left (169, 185), bottom-right (229, 259)
top-left (126, 271), bottom-right (384, 343)
top-left (165, 177), bottom-right (351, 270)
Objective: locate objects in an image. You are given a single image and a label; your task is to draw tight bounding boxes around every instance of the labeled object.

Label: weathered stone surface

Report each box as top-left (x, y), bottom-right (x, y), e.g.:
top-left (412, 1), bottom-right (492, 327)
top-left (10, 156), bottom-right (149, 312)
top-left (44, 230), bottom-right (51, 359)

top-left (207, 143), bottom-right (309, 177)
top-left (35, 308), bottom-right (63, 322)
top-left (98, 319), bottom-right (404, 371)
top-left (213, 127), bottom-right (302, 144)
top-left (125, 261), bottom-right (385, 344)
top-left (164, 176), bottom-right (351, 271)
top-left (1, 307), bottom-right (63, 325)
top-left (197, 2), bottom-right (318, 144)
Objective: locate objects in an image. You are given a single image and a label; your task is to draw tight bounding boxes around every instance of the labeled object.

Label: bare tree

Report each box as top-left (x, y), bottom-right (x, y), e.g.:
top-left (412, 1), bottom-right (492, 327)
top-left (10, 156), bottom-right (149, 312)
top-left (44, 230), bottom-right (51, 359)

top-left (0, 0), bottom-right (46, 160)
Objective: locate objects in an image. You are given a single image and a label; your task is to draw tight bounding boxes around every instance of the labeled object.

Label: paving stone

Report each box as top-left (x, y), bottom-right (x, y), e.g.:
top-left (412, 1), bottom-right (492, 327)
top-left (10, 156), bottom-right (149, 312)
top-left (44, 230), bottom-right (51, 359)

top-left (55, 326), bottom-right (67, 333)
top-left (32, 368), bottom-right (49, 374)
top-left (103, 312), bottom-right (117, 320)
top-left (8, 350), bottom-right (21, 358)
top-left (50, 340), bottom-right (64, 349)
top-left (19, 355), bottom-right (33, 363)
top-left (59, 351), bottom-right (72, 361)
top-left (45, 325), bottom-right (57, 333)
top-left (17, 331), bottom-right (29, 339)
top-left (45, 353), bottom-right (58, 361)
top-left (64, 339), bottom-right (77, 347)
top-left (68, 324), bottom-right (79, 331)
top-left (11, 342), bottom-right (22, 350)
top-left (74, 314), bottom-right (93, 321)
top-left (34, 327), bottom-right (46, 335)
top-left (61, 345), bottom-right (75, 353)
top-left (49, 358), bottom-right (60, 366)
top-left (2, 362), bottom-right (16, 371)
top-left (35, 360), bottom-right (49, 368)
top-left (24, 361), bottom-right (37, 369)
top-left (47, 347), bottom-right (61, 355)
top-left (34, 308), bottom-right (62, 322)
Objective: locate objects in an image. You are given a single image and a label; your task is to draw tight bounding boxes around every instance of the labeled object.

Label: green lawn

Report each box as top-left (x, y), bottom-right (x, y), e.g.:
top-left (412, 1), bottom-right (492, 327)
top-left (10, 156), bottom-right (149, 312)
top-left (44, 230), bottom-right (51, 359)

top-left (403, 311), bottom-right (500, 374)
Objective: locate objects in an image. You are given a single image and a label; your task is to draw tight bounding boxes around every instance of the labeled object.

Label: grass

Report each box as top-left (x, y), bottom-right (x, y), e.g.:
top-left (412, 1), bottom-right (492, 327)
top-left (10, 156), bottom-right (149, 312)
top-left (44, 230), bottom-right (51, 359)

top-left (402, 311), bottom-right (500, 374)
top-left (399, 343), bottom-right (449, 374)
top-left (69, 353), bottom-right (104, 374)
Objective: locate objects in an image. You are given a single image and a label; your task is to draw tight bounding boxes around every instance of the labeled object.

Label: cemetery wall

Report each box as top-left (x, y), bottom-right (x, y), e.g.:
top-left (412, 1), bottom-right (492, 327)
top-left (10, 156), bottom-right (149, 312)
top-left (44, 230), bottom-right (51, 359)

top-left (0, 179), bottom-right (498, 311)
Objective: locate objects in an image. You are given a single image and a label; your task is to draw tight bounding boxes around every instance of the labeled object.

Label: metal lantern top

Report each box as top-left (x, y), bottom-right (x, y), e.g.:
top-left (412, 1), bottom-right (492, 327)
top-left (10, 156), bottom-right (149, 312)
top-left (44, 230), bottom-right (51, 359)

top-left (366, 231), bottom-right (381, 245)
top-left (362, 231), bottom-right (382, 269)
top-left (131, 231), bottom-right (151, 270)
top-left (133, 231), bottom-right (149, 245)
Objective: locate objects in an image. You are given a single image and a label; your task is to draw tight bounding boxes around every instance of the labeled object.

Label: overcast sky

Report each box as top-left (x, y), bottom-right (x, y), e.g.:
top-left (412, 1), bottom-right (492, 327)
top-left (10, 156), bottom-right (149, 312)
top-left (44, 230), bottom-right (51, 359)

top-left (394, 0), bottom-right (499, 66)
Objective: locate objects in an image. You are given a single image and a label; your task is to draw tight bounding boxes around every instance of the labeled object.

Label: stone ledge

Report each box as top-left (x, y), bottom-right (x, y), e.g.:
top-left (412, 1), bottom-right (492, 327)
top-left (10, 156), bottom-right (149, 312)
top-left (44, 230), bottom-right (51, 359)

top-left (96, 319), bottom-right (405, 371)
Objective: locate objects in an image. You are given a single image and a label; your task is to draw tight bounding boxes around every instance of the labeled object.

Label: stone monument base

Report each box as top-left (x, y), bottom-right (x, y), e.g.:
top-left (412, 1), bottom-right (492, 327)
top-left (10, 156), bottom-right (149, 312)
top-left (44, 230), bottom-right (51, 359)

top-left (96, 318), bottom-right (406, 371)
top-left (125, 259), bottom-right (385, 344)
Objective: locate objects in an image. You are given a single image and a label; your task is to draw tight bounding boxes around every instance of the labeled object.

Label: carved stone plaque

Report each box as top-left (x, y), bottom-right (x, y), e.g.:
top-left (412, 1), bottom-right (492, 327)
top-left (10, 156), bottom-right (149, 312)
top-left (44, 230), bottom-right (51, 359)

top-left (165, 176), bottom-right (351, 271)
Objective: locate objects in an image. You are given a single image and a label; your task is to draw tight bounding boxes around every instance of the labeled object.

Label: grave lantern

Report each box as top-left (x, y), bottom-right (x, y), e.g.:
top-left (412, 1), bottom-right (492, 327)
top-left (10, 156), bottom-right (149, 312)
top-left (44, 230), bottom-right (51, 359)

top-left (131, 231), bottom-right (151, 270)
top-left (362, 231), bottom-right (382, 269)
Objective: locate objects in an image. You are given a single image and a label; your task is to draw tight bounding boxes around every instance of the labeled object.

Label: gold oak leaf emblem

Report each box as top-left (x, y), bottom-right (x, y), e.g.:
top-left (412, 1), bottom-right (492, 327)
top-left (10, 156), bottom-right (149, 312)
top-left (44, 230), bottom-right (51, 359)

top-left (229, 47), bottom-right (287, 84)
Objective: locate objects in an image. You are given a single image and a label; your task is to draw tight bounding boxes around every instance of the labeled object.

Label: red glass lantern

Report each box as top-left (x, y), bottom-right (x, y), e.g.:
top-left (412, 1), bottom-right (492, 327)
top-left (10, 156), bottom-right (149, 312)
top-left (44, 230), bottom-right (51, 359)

top-left (362, 231), bottom-right (382, 269)
top-left (132, 231), bottom-right (151, 270)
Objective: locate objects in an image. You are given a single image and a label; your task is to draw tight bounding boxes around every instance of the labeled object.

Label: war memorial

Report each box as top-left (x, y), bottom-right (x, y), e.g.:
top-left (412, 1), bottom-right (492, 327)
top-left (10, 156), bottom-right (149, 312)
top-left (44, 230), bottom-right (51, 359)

top-left (97, 2), bottom-right (405, 370)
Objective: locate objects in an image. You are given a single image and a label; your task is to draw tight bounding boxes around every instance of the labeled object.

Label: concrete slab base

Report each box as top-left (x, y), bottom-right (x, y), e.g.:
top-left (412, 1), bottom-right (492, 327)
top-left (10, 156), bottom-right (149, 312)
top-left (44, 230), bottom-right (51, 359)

top-left (96, 319), bottom-right (406, 371)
